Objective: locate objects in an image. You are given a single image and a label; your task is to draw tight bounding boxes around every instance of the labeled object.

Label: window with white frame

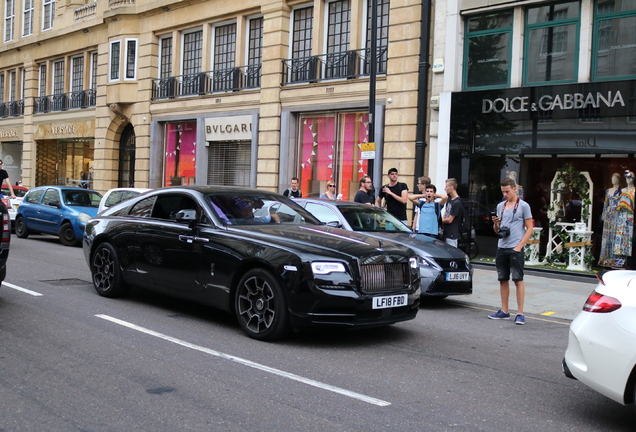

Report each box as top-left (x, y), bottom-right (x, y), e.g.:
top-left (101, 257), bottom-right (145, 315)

top-left (325, 0), bottom-right (351, 78)
top-left (125, 38), bottom-right (137, 80)
top-left (110, 40), bottom-right (121, 81)
top-left (5, 0), bottom-right (15, 42)
top-left (42, 0), bottom-right (54, 30)
top-left (38, 63), bottom-right (46, 96)
top-left (181, 29), bottom-right (202, 94)
top-left (90, 51), bottom-right (97, 89)
top-left (53, 59), bottom-right (64, 94)
top-left (8, 70), bottom-right (16, 101)
top-left (22, 0), bottom-right (32, 36)
top-left (246, 17), bottom-right (263, 87)
top-left (159, 36), bottom-right (173, 79)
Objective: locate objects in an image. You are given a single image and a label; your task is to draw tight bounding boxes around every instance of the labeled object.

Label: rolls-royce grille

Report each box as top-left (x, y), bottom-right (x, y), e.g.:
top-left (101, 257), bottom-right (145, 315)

top-left (360, 263), bottom-right (409, 293)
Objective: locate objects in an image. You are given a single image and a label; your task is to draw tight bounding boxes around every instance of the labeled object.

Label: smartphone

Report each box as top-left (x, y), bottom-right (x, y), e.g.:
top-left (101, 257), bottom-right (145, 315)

top-left (490, 211), bottom-right (497, 218)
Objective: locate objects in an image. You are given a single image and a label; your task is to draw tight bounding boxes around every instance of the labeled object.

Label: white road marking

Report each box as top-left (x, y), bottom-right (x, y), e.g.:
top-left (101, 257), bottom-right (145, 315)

top-left (96, 314), bottom-right (391, 407)
top-left (3, 282), bottom-right (43, 296)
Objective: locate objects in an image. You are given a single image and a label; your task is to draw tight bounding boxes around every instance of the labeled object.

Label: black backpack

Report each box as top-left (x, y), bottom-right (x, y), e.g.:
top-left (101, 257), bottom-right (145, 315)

top-left (456, 201), bottom-right (469, 234)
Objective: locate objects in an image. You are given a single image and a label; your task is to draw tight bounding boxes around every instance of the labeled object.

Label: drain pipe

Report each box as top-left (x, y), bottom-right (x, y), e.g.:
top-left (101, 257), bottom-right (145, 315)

top-left (414, 0), bottom-right (432, 185)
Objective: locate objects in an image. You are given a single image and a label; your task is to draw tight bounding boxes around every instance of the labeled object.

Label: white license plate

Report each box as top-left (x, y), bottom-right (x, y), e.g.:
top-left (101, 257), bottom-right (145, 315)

top-left (372, 294), bottom-right (408, 309)
top-left (446, 272), bottom-right (470, 281)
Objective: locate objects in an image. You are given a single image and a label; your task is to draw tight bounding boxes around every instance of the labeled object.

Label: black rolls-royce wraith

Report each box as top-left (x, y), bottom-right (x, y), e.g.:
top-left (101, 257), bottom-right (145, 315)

top-left (83, 186), bottom-right (421, 340)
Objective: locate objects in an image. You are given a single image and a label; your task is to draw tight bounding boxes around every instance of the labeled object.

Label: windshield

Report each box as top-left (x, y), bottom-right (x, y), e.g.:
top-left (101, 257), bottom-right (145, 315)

top-left (206, 192), bottom-right (322, 226)
top-left (63, 190), bottom-right (102, 207)
top-left (339, 205), bottom-right (412, 233)
top-left (1, 187), bottom-right (27, 198)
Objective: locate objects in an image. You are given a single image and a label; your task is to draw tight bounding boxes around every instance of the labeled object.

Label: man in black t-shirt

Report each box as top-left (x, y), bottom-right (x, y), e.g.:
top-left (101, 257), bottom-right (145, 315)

top-left (441, 178), bottom-right (463, 248)
top-left (354, 176), bottom-right (374, 205)
top-left (375, 168), bottom-right (408, 224)
top-left (0, 160), bottom-right (16, 199)
top-left (282, 177), bottom-right (302, 198)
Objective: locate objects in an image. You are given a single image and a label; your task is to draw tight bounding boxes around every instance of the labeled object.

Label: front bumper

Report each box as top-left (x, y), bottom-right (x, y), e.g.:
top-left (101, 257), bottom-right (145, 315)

top-left (420, 264), bottom-right (473, 297)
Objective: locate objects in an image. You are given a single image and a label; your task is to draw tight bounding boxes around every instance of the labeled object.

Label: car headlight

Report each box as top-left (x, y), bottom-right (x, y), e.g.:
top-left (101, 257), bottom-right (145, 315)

top-left (311, 262), bottom-right (346, 275)
top-left (410, 257), bottom-right (418, 269)
top-left (78, 213), bottom-right (91, 223)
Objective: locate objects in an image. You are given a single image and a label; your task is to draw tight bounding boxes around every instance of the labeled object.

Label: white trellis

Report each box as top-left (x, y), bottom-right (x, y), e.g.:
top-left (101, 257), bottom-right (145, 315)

top-left (546, 170), bottom-right (593, 269)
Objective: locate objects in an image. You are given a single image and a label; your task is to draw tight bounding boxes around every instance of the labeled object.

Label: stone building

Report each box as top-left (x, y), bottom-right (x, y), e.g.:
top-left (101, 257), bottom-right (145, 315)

top-left (0, 0), bottom-right (431, 203)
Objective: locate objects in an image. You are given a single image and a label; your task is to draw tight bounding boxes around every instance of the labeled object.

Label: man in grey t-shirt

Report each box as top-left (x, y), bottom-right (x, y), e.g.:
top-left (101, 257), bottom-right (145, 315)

top-left (488, 178), bottom-right (533, 325)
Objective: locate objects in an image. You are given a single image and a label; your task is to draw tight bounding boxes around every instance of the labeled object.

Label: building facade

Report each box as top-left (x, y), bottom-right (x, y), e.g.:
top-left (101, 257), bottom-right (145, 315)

top-left (0, 0), bottom-right (429, 205)
top-left (432, 0), bottom-right (636, 266)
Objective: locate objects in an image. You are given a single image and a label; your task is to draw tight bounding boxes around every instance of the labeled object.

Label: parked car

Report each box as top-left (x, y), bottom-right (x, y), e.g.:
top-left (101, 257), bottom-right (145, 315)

top-left (0, 200), bottom-right (10, 283)
top-left (16, 186), bottom-right (102, 246)
top-left (1, 184), bottom-right (29, 227)
top-left (563, 270), bottom-right (636, 406)
top-left (83, 186), bottom-right (421, 341)
top-left (295, 199), bottom-right (473, 298)
top-left (98, 187), bottom-right (151, 214)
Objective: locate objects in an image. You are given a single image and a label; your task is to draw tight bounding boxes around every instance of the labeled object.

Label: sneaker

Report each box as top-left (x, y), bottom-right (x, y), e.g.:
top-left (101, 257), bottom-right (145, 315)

top-left (515, 314), bottom-right (526, 325)
top-left (488, 309), bottom-right (510, 320)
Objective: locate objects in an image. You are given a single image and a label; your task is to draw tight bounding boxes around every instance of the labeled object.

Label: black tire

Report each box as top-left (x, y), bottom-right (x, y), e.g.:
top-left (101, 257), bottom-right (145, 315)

top-left (468, 241), bottom-right (479, 260)
top-left (15, 216), bottom-right (29, 238)
top-left (235, 268), bottom-right (290, 341)
top-left (91, 242), bottom-right (129, 298)
top-left (59, 222), bottom-right (78, 246)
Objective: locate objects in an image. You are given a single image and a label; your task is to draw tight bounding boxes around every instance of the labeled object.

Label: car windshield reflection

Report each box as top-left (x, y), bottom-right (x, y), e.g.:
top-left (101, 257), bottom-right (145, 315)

top-left (63, 190), bottom-right (101, 207)
top-left (339, 205), bottom-right (411, 233)
top-left (206, 193), bottom-right (321, 226)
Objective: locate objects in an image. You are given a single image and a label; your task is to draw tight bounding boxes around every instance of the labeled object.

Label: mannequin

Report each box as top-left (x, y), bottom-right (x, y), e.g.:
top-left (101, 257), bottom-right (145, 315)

top-left (612, 171), bottom-right (635, 267)
top-left (598, 173), bottom-right (623, 267)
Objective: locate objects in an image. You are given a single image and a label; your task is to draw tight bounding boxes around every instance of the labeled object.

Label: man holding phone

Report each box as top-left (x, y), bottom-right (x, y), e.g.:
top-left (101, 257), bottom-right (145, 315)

top-left (489, 178), bottom-right (533, 325)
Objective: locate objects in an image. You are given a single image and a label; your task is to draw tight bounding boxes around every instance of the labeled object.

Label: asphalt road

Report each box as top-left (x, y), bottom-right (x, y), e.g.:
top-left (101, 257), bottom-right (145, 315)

top-left (0, 234), bottom-right (633, 431)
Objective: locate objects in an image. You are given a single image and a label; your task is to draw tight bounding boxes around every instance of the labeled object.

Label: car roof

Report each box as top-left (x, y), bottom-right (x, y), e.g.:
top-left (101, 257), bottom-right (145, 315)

top-left (296, 198), bottom-right (370, 208)
top-left (28, 185), bottom-right (100, 193)
top-left (1, 185), bottom-right (28, 191)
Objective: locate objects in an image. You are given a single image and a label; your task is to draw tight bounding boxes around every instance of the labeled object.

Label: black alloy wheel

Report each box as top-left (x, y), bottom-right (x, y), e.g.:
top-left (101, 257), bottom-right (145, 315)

top-left (91, 242), bottom-right (129, 298)
top-left (59, 222), bottom-right (77, 246)
top-left (235, 269), bottom-right (290, 341)
top-left (15, 216), bottom-right (29, 238)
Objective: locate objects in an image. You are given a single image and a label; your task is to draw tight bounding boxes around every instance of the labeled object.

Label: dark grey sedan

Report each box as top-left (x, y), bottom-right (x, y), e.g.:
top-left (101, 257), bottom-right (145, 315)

top-left (294, 199), bottom-right (473, 298)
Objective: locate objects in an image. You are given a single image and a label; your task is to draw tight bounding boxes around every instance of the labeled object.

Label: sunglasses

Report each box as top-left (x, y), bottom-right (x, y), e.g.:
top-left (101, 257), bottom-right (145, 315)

top-left (328, 184), bottom-right (335, 187)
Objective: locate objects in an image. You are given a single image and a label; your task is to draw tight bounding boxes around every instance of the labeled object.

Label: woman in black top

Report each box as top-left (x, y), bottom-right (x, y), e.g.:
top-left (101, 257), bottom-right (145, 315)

top-left (0, 160), bottom-right (16, 199)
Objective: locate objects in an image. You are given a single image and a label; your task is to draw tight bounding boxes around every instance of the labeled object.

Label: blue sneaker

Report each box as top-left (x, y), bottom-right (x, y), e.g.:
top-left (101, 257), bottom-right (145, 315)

top-left (515, 314), bottom-right (526, 325)
top-left (488, 309), bottom-right (510, 320)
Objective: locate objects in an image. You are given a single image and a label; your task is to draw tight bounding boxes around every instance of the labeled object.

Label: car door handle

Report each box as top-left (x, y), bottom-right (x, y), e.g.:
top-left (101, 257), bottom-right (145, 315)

top-left (179, 235), bottom-right (195, 243)
top-left (193, 236), bottom-right (209, 243)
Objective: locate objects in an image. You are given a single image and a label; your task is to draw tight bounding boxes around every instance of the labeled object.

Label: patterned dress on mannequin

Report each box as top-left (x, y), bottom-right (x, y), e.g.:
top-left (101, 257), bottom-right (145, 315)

top-left (598, 188), bottom-right (623, 267)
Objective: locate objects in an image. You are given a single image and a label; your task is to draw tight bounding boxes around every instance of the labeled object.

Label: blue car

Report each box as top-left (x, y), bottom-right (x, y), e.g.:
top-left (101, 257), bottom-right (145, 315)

top-left (16, 186), bottom-right (102, 246)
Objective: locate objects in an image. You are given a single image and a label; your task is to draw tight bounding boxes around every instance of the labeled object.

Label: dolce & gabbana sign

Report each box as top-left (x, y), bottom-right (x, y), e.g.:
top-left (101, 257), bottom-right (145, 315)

top-left (453, 79), bottom-right (635, 121)
top-left (205, 115), bottom-right (253, 142)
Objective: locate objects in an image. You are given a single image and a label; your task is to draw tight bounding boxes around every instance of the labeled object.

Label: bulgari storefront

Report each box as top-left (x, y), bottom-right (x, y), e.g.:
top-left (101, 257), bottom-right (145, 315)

top-left (448, 79), bottom-right (636, 269)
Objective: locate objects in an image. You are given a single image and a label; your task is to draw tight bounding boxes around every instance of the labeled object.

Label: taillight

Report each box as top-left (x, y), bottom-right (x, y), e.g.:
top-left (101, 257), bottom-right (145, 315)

top-left (583, 291), bottom-right (621, 313)
top-left (1, 198), bottom-right (8, 207)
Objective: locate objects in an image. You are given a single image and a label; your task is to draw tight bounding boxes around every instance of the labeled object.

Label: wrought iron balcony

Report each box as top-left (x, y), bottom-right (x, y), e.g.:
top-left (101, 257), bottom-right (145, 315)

top-left (33, 89), bottom-right (96, 114)
top-left (282, 47), bottom-right (388, 85)
top-left (0, 100), bottom-right (24, 117)
top-left (151, 64), bottom-right (261, 100)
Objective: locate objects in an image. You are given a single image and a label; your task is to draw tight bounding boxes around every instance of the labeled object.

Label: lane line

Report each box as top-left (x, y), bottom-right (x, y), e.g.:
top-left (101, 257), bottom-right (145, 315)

top-left (96, 314), bottom-right (391, 407)
top-left (454, 303), bottom-right (572, 325)
top-left (3, 282), bottom-right (44, 297)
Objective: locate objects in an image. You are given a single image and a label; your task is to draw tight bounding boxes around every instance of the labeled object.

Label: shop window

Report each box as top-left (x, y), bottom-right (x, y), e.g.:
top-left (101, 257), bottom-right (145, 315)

top-left (164, 122), bottom-right (196, 187)
top-left (42, 0), bottom-right (53, 30)
top-left (297, 112), bottom-right (370, 200)
top-left (463, 11), bottom-right (513, 90)
top-left (593, 0), bottom-right (636, 81)
top-left (207, 141), bottom-right (251, 187)
top-left (524, 1), bottom-right (580, 85)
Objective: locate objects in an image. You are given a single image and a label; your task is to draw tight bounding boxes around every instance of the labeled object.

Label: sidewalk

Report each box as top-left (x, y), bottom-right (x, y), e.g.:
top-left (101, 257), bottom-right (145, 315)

top-left (450, 264), bottom-right (599, 321)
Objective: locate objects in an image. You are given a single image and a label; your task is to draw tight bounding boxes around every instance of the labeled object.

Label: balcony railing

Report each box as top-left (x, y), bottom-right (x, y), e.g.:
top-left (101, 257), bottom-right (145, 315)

top-left (151, 64), bottom-right (261, 100)
top-left (0, 100), bottom-right (24, 117)
top-left (33, 89), bottom-right (96, 114)
top-left (74, 2), bottom-right (96, 21)
top-left (282, 47), bottom-right (388, 85)
top-left (110, 0), bottom-right (134, 6)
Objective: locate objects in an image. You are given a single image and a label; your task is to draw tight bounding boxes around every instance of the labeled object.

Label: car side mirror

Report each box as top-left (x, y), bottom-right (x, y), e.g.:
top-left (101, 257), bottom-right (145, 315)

top-left (325, 220), bottom-right (342, 228)
top-left (175, 209), bottom-right (197, 225)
